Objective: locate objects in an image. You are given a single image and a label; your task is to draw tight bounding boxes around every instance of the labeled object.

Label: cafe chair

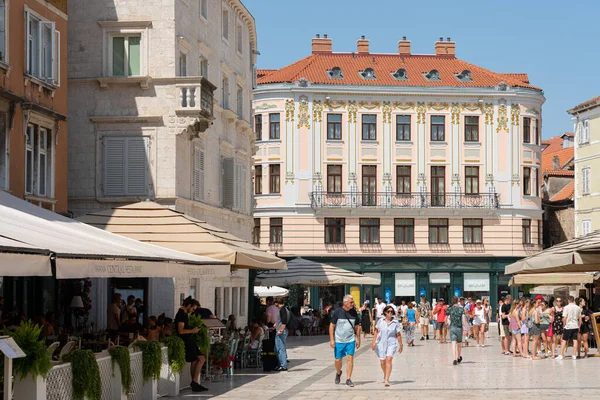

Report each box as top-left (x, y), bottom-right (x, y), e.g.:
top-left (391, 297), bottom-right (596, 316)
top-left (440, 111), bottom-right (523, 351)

top-left (47, 342), bottom-right (60, 361)
top-left (57, 341), bottom-right (76, 363)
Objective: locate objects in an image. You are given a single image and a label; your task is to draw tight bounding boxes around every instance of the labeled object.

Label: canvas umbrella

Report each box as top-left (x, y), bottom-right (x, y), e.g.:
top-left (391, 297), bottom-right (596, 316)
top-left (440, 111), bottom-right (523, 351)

top-left (254, 286), bottom-right (289, 297)
top-left (508, 272), bottom-right (599, 286)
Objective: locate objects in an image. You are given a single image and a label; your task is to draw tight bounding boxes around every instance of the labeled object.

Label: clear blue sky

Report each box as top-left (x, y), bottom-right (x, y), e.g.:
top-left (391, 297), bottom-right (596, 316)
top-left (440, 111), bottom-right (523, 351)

top-left (244, 0), bottom-right (599, 139)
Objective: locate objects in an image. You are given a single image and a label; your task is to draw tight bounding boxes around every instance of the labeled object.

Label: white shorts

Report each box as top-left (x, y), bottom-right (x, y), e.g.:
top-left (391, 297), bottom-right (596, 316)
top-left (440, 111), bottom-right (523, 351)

top-left (376, 345), bottom-right (398, 360)
top-left (420, 317), bottom-right (429, 325)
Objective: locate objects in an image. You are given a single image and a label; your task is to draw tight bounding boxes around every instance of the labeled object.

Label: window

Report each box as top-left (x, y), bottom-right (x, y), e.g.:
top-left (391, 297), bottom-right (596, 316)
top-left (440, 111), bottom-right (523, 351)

top-left (26, 12), bottom-right (58, 82)
top-left (533, 120), bottom-right (539, 145)
top-left (103, 136), bottom-right (148, 197)
top-left (239, 287), bottom-right (246, 317)
top-left (582, 167), bottom-right (591, 195)
top-left (523, 167), bottom-right (531, 196)
top-left (254, 114), bottom-right (262, 141)
top-left (214, 288), bottom-right (222, 318)
top-left (0, 112), bottom-right (7, 190)
top-left (362, 165), bottom-right (377, 206)
top-left (222, 8), bottom-right (229, 40)
top-left (325, 218), bottom-right (345, 244)
top-left (199, 56), bottom-right (208, 77)
top-left (582, 220), bottom-right (592, 236)
top-left (535, 168), bottom-right (540, 197)
top-left (429, 218), bottom-right (449, 244)
top-left (252, 218), bottom-right (260, 244)
top-left (396, 165), bottom-right (411, 194)
top-left (431, 166), bottom-right (445, 206)
top-left (269, 164), bottom-right (280, 193)
top-left (360, 68), bottom-right (376, 80)
top-left (522, 219), bottom-right (531, 244)
top-left (236, 23), bottom-right (243, 54)
top-left (465, 166), bottom-right (479, 195)
top-left (328, 67), bottom-right (343, 79)
top-left (110, 34), bottom-right (141, 76)
top-left (270, 217), bottom-right (283, 244)
top-left (269, 113), bottom-right (280, 139)
top-left (200, 0), bottom-right (208, 19)
top-left (221, 75), bottom-right (229, 109)
top-left (193, 142), bottom-right (204, 201)
top-left (362, 114), bottom-right (377, 140)
top-left (237, 85), bottom-right (243, 118)
top-left (394, 218), bottom-right (414, 244)
top-left (327, 114), bottom-right (342, 140)
top-left (396, 115), bottom-right (411, 141)
top-left (25, 124), bottom-right (53, 197)
top-left (463, 219), bottom-right (482, 244)
top-left (523, 117), bottom-right (531, 144)
top-left (431, 116), bottom-right (445, 141)
top-left (583, 120), bottom-right (590, 144)
top-left (392, 68), bottom-right (408, 80)
top-left (464, 116), bottom-right (479, 142)
top-left (234, 163), bottom-right (247, 212)
top-left (327, 165), bottom-right (342, 193)
top-left (538, 220), bottom-right (544, 245)
top-left (424, 69), bottom-right (440, 81)
top-left (360, 218), bottom-right (380, 244)
top-left (223, 287), bottom-right (230, 316)
top-left (232, 287), bottom-right (239, 320)
top-left (179, 52), bottom-right (187, 76)
top-left (254, 165), bottom-right (262, 195)
top-left (455, 70), bottom-right (472, 82)
top-left (0, 0), bottom-right (6, 63)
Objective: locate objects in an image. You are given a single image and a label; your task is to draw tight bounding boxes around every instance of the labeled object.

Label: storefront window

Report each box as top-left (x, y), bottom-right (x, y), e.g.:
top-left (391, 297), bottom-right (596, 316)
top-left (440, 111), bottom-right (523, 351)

top-left (463, 272), bottom-right (490, 300)
top-left (394, 273), bottom-right (416, 303)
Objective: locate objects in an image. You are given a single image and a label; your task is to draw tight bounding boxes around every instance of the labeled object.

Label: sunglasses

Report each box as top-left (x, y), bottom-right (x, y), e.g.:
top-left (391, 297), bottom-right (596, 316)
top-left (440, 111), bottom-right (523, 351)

top-left (385, 310), bottom-right (394, 314)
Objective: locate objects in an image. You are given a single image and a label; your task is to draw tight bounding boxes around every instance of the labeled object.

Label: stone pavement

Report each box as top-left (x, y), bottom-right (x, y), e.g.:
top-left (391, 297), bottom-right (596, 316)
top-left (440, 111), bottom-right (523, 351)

top-left (175, 326), bottom-right (600, 399)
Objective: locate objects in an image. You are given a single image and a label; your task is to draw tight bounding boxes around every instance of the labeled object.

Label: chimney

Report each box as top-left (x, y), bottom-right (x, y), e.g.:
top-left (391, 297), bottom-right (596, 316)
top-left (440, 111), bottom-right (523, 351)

top-left (552, 155), bottom-right (561, 170)
top-left (357, 35), bottom-right (369, 54)
top-left (312, 33), bottom-right (332, 53)
top-left (435, 36), bottom-right (455, 56)
top-left (398, 36), bottom-right (411, 56)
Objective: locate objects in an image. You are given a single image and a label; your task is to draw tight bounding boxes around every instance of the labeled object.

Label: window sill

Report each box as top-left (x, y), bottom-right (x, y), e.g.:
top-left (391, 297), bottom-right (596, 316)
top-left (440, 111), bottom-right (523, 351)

top-left (25, 195), bottom-right (57, 204)
top-left (97, 76), bottom-right (151, 89)
top-left (430, 141), bottom-right (448, 146)
top-left (24, 75), bottom-right (57, 95)
top-left (360, 140), bottom-right (379, 145)
top-left (0, 61), bottom-right (9, 73)
top-left (464, 142), bottom-right (481, 146)
top-left (395, 140), bottom-right (413, 146)
top-left (256, 139), bottom-right (281, 145)
top-left (97, 195), bottom-right (150, 203)
top-left (236, 50), bottom-right (243, 58)
top-left (255, 193), bottom-right (281, 198)
top-left (523, 195), bottom-right (540, 201)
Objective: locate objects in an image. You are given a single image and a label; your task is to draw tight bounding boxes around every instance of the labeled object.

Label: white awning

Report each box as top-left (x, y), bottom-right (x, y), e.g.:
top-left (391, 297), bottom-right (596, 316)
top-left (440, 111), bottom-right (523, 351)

top-left (254, 286), bottom-right (289, 298)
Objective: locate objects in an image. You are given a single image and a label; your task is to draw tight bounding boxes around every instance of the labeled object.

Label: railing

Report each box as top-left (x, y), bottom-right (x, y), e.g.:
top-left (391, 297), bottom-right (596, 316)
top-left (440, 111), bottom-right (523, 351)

top-left (176, 77), bottom-right (215, 118)
top-left (309, 192), bottom-right (499, 209)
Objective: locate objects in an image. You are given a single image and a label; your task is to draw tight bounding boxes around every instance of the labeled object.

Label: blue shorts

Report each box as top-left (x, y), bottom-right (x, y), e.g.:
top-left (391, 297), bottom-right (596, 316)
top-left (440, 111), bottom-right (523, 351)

top-left (334, 342), bottom-right (356, 359)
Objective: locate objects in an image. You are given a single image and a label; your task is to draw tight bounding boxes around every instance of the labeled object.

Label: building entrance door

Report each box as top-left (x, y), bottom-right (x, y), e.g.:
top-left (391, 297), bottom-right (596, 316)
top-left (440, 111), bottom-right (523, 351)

top-left (430, 285), bottom-right (449, 305)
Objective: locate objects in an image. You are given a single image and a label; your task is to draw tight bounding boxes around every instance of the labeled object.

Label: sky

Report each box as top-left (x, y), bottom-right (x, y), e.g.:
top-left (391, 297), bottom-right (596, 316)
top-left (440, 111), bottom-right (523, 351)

top-left (244, 0), bottom-right (600, 139)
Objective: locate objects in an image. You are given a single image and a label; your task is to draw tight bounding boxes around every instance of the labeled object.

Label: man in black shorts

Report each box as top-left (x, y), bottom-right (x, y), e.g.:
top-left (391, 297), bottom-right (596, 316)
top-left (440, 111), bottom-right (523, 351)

top-left (559, 296), bottom-right (581, 360)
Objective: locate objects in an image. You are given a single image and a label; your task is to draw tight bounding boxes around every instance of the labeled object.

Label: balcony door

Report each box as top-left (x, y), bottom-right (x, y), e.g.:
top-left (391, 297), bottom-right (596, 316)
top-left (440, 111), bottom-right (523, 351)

top-left (362, 165), bottom-right (377, 206)
top-left (431, 166), bottom-right (445, 206)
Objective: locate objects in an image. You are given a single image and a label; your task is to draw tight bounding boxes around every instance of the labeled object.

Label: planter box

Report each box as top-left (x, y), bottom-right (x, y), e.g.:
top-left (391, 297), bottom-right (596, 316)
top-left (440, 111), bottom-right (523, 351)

top-left (14, 374), bottom-right (46, 400)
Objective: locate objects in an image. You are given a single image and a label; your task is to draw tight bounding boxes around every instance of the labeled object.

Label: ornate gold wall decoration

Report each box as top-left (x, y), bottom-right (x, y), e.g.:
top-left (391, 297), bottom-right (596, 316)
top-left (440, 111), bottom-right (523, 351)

top-left (496, 105), bottom-right (508, 132)
top-left (451, 103), bottom-right (461, 125)
top-left (255, 103), bottom-right (277, 111)
top-left (358, 101), bottom-right (381, 110)
top-left (511, 104), bottom-right (520, 126)
top-left (324, 99), bottom-right (346, 109)
top-left (416, 102), bottom-right (427, 124)
top-left (483, 103), bottom-right (494, 125)
top-left (348, 101), bottom-right (358, 123)
top-left (382, 101), bottom-right (392, 124)
top-left (312, 100), bottom-right (323, 122)
top-left (393, 102), bottom-right (415, 110)
top-left (427, 102), bottom-right (449, 111)
top-left (297, 97), bottom-right (310, 129)
top-left (525, 107), bottom-right (540, 116)
top-left (285, 99), bottom-right (295, 122)
top-left (462, 103), bottom-right (482, 112)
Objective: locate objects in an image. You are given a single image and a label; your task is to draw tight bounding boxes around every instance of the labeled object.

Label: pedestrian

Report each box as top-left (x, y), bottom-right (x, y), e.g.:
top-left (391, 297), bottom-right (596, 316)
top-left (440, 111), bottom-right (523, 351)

top-left (360, 301), bottom-right (372, 339)
top-left (274, 299), bottom-right (290, 371)
top-left (175, 297), bottom-right (207, 392)
top-left (520, 298), bottom-right (531, 357)
top-left (550, 297), bottom-right (565, 358)
top-left (330, 294), bottom-right (361, 387)
top-left (539, 300), bottom-right (552, 357)
top-left (405, 302), bottom-right (418, 346)
top-left (432, 298), bottom-right (448, 343)
top-left (508, 300), bottom-right (522, 357)
top-left (371, 305), bottom-right (403, 387)
top-left (400, 300), bottom-right (408, 320)
top-left (578, 298), bottom-right (592, 358)
top-left (558, 296), bottom-right (581, 360)
top-left (431, 303), bottom-right (438, 341)
top-left (417, 294), bottom-right (431, 341)
top-left (465, 297), bottom-right (475, 339)
top-left (448, 296), bottom-right (464, 365)
top-left (500, 295), bottom-right (512, 355)
top-left (265, 296), bottom-right (279, 326)
top-left (528, 296), bottom-right (542, 360)
top-left (375, 298), bottom-right (386, 321)
top-left (473, 299), bottom-right (487, 347)
top-left (107, 293), bottom-right (123, 339)
top-left (497, 298), bottom-right (504, 338)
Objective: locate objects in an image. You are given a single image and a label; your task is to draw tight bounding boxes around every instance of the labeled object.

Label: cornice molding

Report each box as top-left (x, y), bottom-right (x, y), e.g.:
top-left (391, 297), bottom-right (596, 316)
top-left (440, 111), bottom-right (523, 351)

top-left (225, 0), bottom-right (257, 64)
top-left (97, 20), bottom-right (153, 29)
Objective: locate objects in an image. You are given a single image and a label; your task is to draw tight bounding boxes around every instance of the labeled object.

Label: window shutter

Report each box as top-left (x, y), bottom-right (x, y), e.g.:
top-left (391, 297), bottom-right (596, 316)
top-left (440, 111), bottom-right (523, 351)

top-left (222, 157), bottom-right (234, 208)
top-left (194, 142), bottom-right (204, 201)
top-left (40, 21), bottom-right (54, 81)
top-left (584, 120), bottom-right (590, 143)
top-left (53, 30), bottom-right (60, 86)
top-left (125, 137), bottom-right (147, 195)
top-left (104, 137), bottom-right (125, 196)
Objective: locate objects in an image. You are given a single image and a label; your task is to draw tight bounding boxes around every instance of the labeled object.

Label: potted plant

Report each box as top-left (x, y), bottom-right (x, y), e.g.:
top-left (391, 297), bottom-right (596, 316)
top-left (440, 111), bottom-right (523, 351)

top-left (160, 336), bottom-right (186, 395)
top-left (67, 350), bottom-right (101, 400)
top-left (211, 341), bottom-right (233, 375)
top-left (188, 314), bottom-right (210, 355)
top-left (108, 345), bottom-right (132, 396)
top-left (134, 341), bottom-right (162, 398)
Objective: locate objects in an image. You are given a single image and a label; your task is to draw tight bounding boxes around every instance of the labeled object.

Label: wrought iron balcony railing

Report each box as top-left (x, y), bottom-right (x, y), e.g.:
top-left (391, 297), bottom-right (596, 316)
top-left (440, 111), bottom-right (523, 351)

top-left (309, 192), bottom-right (499, 209)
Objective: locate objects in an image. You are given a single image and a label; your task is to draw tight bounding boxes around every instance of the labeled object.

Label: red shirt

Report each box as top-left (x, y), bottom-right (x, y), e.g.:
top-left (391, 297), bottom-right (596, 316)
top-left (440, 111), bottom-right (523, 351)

top-left (433, 304), bottom-right (448, 322)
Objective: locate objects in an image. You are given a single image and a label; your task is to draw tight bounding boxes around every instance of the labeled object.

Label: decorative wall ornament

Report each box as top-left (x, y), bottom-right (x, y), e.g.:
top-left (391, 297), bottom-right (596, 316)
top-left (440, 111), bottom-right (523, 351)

top-left (427, 102), bottom-right (449, 111)
top-left (525, 107), bottom-right (539, 116)
top-left (358, 101), bottom-right (381, 110)
top-left (483, 103), bottom-right (494, 125)
top-left (462, 103), bottom-right (482, 112)
top-left (285, 99), bottom-right (295, 122)
top-left (485, 173), bottom-right (494, 186)
top-left (324, 99), bottom-right (346, 109)
top-left (382, 101), bottom-right (392, 124)
top-left (452, 173), bottom-right (461, 185)
top-left (312, 100), bottom-right (323, 122)
top-left (297, 78), bottom-right (309, 87)
top-left (348, 172), bottom-right (357, 184)
top-left (393, 102), bottom-right (415, 110)
top-left (496, 105), bottom-right (508, 132)
top-left (495, 82), bottom-right (508, 91)
top-left (382, 173), bottom-right (392, 184)
top-left (255, 103), bottom-right (277, 111)
top-left (510, 104), bottom-right (520, 126)
top-left (511, 173), bottom-right (520, 186)
top-left (417, 172), bottom-right (427, 184)
top-left (285, 171), bottom-right (295, 184)
top-left (451, 103), bottom-right (461, 125)
top-left (347, 101), bottom-right (358, 123)
top-left (312, 172), bottom-right (322, 184)
top-left (297, 96), bottom-right (310, 129)
top-left (416, 102), bottom-right (427, 124)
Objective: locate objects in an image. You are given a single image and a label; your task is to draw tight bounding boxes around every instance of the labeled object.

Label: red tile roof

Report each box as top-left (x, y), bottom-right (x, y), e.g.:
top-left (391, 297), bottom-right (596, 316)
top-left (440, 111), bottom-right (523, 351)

top-left (562, 132), bottom-right (574, 137)
top-left (257, 69), bottom-right (276, 79)
top-left (569, 95), bottom-right (600, 114)
top-left (541, 146), bottom-right (574, 175)
top-left (499, 73), bottom-right (529, 84)
top-left (258, 53), bottom-right (541, 90)
top-left (545, 170), bottom-right (575, 177)
top-left (550, 181), bottom-right (574, 202)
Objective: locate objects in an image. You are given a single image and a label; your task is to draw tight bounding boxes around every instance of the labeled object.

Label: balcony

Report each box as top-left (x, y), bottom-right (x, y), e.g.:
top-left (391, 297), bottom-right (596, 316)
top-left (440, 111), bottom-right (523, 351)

top-left (310, 192), bottom-right (499, 210)
top-left (175, 77), bottom-right (216, 120)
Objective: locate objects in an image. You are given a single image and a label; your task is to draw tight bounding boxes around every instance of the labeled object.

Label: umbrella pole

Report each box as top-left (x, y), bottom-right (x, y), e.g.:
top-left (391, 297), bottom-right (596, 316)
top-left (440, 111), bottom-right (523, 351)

top-left (248, 270), bottom-right (257, 322)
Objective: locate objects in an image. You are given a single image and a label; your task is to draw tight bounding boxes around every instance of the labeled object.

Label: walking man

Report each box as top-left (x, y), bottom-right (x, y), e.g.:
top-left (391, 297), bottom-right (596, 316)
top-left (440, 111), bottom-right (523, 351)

top-left (559, 296), bottom-right (581, 360)
top-left (432, 298), bottom-right (448, 343)
top-left (375, 297), bottom-right (386, 321)
top-left (448, 296), bottom-right (464, 365)
top-left (417, 294), bottom-right (431, 340)
top-left (330, 294), bottom-right (361, 387)
top-left (500, 295), bottom-right (512, 355)
top-left (274, 299), bottom-right (289, 371)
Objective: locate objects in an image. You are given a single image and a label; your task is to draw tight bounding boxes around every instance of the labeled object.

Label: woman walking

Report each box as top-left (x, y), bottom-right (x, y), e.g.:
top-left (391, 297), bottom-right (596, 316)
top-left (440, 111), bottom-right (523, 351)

top-left (520, 298), bottom-right (531, 357)
top-left (528, 297), bottom-right (542, 360)
top-left (550, 297), bottom-right (564, 357)
top-left (371, 305), bottom-right (403, 387)
top-left (360, 301), bottom-right (372, 339)
top-left (539, 300), bottom-right (552, 357)
top-left (472, 300), bottom-right (487, 347)
top-left (483, 299), bottom-right (491, 338)
top-left (405, 302), bottom-right (418, 346)
top-left (509, 300), bottom-right (522, 357)
top-left (578, 298), bottom-right (592, 358)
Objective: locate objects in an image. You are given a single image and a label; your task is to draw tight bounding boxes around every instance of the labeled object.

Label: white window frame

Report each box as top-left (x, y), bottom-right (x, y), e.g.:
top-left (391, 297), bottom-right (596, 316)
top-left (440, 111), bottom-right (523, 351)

top-left (582, 220), bottom-right (592, 236)
top-left (200, 0), bottom-right (208, 20)
top-left (582, 167), bottom-right (591, 195)
top-left (25, 125), bottom-right (34, 194)
top-left (199, 55), bottom-right (208, 78)
top-left (0, 0), bottom-right (9, 65)
top-left (0, 111), bottom-right (8, 191)
top-left (236, 22), bottom-right (243, 55)
top-left (107, 32), bottom-right (143, 77)
top-left (24, 122), bottom-right (54, 198)
top-left (584, 119), bottom-right (590, 144)
top-left (25, 8), bottom-right (57, 83)
top-left (222, 8), bottom-right (229, 41)
top-left (37, 128), bottom-right (48, 196)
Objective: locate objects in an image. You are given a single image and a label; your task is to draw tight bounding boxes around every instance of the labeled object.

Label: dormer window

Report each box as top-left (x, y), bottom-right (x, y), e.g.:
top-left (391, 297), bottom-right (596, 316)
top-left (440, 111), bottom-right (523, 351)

top-left (360, 68), bottom-right (376, 80)
top-left (392, 68), bottom-right (408, 80)
top-left (455, 70), bottom-right (472, 82)
top-left (423, 69), bottom-right (440, 81)
top-left (328, 67), bottom-right (344, 79)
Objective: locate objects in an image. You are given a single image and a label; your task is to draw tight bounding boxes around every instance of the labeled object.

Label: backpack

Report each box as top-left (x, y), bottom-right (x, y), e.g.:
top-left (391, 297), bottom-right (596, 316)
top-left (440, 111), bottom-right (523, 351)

top-left (284, 307), bottom-right (299, 331)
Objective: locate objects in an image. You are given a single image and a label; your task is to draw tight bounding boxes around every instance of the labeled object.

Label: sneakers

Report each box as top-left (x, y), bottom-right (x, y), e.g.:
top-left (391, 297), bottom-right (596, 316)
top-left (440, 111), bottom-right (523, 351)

top-left (458, 356), bottom-right (463, 364)
top-left (346, 379), bottom-right (354, 387)
top-left (556, 355), bottom-right (564, 360)
top-left (191, 382), bottom-right (208, 392)
top-left (420, 336), bottom-right (425, 341)
top-left (453, 360), bottom-right (458, 365)
top-left (274, 366), bottom-right (288, 372)
top-left (572, 355), bottom-right (577, 360)
top-left (335, 372), bottom-right (342, 384)
top-left (426, 335), bottom-right (430, 340)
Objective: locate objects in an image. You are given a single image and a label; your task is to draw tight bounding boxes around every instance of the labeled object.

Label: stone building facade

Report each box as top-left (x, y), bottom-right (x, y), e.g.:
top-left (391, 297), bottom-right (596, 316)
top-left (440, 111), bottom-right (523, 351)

top-left (67, 0), bottom-right (257, 326)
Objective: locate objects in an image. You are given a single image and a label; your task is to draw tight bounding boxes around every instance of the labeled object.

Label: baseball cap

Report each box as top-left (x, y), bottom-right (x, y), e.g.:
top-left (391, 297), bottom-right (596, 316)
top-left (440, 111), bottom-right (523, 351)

top-left (535, 295), bottom-right (543, 301)
top-left (439, 298), bottom-right (444, 303)
top-left (476, 299), bottom-right (482, 304)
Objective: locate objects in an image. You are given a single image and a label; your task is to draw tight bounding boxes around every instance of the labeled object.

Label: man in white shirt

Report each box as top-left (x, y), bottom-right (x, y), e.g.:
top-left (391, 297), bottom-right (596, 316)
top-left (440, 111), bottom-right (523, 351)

top-left (400, 301), bottom-right (408, 319)
top-left (559, 296), bottom-right (582, 360)
top-left (375, 298), bottom-right (386, 320)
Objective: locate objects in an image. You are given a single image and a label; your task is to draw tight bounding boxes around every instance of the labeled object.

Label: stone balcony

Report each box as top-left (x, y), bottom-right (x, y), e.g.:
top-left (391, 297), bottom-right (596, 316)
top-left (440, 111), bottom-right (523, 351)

top-left (175, 77), bottom-right (216, 120)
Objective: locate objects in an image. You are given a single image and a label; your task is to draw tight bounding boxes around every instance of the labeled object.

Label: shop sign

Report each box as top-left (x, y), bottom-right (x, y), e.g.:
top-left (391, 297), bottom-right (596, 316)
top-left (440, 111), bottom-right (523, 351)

top-left (429, 272), bottom-right (450, 284)
top-left (395, 273), bottom-right (416, 296)
top-left (464, 273), bottom-right (490, 291)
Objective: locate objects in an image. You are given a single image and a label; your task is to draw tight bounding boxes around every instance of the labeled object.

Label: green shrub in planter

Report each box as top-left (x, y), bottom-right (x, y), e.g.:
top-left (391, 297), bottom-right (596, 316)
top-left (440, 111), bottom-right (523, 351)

top-left (188, 314), bottom-right (210, 354)
top-left (162, 336), bottom-right (186, 374)
top-left (135, 341), bottom-right (162, 382)
top-left (108, 345), bottom-right (132, 395)
top-left (69, 350), bottom-right (101, 400)
top-left (4, 321), bottom-right (52, 381)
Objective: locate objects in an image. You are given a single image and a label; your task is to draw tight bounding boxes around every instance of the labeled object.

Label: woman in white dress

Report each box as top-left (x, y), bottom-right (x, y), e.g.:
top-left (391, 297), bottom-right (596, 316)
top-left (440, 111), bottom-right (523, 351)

top-left (371, 305), bottom-right (404, 387)
top-left (472, 300), bottom-right (487, 347)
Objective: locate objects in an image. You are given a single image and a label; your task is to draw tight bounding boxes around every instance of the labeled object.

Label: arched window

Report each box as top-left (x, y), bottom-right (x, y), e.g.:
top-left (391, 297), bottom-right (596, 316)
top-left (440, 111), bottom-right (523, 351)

top-left (328, 67), bottom-right (343, 79)
top-left (360, 67), bottom-right (376, 80)
top-left (455, 70), bottom-right (472, 82)
top-left (392, 68), bottom-right (408, 80)
top-left (423, 69), bottom-right (441, 81)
